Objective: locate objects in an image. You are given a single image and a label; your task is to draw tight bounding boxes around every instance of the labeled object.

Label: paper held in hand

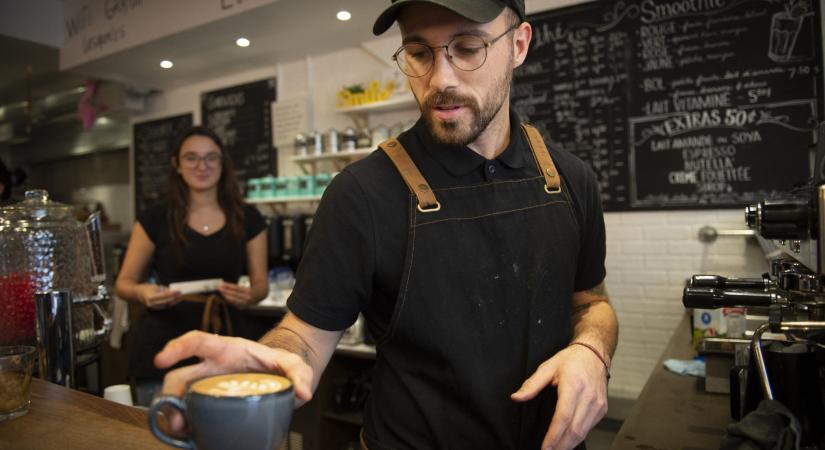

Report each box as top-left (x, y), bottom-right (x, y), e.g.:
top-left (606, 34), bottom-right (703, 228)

top-left (168, 278), bottom-right (223, 295)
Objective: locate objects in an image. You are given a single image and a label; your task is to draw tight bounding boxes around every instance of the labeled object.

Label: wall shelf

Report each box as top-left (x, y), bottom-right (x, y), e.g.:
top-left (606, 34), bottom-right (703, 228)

top-left (247, 195), bottom-right (322, 213)
top-left (336, 94), bottom-right (417, 115)
top-left (247, 195), bottom-right (322, 204)
top-left (289, 148), bottom-right (374, 164)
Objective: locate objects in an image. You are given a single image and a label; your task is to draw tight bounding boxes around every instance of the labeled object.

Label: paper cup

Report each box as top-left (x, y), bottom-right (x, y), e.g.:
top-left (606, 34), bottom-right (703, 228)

top-left (104, 384), bottom-right (134, 406)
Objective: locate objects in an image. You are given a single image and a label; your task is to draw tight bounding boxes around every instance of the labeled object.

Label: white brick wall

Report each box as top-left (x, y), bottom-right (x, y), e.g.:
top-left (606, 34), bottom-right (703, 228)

top-left (606, 209), bottom-right (769, 400)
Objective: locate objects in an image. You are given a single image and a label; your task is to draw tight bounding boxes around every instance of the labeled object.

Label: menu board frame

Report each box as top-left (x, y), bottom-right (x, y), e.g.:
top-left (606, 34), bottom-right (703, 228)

top-left (513, 0), bottom-right (824, 211)
top-left (200, 78), bottom-right (277, 184)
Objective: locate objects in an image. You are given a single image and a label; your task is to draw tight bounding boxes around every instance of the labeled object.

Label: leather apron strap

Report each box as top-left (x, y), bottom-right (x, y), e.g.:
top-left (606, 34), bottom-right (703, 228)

top-left (380, 125), bottom-right (561, 211)
top-left (520, 123), bottom-right (562, 193)
top-left (179, 294), bottom-right (234, 336)
top-left (379, 138), bottom-right (441, 213)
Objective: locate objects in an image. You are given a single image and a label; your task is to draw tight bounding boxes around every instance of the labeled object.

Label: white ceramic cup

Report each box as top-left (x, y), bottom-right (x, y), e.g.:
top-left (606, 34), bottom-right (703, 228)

top-left (103, 384), bottom-right (134, 406)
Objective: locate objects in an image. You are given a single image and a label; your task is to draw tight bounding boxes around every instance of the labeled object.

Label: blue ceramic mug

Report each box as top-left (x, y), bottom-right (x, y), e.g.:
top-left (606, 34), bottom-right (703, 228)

top-left (148, 373), bottom-right (293, 450)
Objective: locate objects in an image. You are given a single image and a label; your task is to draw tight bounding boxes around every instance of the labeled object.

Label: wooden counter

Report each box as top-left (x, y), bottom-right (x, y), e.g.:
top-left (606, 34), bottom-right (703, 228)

top-left (611, 314), bottom-right (731, 450)
top-left (0, 378), bottom-right (161, 449)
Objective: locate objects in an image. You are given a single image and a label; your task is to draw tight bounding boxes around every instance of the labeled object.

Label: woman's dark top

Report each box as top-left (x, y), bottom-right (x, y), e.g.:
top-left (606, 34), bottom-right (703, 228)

top-left (128, 202), bottom-right (266, 379)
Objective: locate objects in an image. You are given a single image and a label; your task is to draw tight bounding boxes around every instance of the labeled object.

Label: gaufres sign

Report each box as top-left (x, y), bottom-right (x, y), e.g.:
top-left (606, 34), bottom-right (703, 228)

top-left (59, 0), bottom-right (277, 70)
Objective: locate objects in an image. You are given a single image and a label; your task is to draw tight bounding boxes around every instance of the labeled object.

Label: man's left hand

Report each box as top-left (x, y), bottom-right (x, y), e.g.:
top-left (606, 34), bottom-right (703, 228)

top-left (510, 344), bottom-right (608, 450)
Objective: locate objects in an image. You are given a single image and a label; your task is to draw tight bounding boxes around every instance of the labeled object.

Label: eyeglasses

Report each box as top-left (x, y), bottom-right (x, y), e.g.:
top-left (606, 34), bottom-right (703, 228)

top-left (392, 25), bottom-right (518, 78)
top-left (180, 153), bottom-right (222, 167)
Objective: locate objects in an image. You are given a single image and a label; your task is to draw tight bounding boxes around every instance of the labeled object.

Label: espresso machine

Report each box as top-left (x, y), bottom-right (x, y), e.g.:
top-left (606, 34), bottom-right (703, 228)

top-left (682, 127), bottom-right (825, 447)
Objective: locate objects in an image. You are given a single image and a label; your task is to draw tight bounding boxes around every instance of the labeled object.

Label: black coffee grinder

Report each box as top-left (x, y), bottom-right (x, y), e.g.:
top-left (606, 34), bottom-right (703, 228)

top-left (683, 125), bottom-right (825, 448)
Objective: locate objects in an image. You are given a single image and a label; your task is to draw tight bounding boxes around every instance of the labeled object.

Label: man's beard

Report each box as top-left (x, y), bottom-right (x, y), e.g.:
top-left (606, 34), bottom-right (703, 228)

top-left (420, 68), bottom-right (512, 146)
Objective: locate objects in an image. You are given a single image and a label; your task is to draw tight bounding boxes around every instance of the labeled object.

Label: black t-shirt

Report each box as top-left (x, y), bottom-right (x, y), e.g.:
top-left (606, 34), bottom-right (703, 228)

top-left (138, 203), bottom-right (266, 285)
top-left (128, 202), bottom-right (267, 379)
top-left (287, 110), bottom-right (606, 341)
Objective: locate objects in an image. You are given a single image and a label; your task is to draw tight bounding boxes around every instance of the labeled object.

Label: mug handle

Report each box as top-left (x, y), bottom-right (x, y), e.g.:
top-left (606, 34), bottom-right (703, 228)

top-left (148, 396), bottom-right (194, 449)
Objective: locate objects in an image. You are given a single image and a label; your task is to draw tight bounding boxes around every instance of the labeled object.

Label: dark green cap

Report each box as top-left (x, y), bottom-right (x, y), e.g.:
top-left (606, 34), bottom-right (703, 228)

top-left (373, 0), bottom-right (526, 35)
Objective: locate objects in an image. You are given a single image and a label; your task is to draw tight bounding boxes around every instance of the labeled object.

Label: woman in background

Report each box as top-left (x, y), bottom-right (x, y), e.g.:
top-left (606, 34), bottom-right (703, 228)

top-left (116, 126), bottom-right (268, 405)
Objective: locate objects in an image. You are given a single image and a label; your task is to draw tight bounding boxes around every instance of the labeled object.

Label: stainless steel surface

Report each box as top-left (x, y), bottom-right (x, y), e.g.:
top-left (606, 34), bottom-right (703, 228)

top-left (689, 274), bottom-right (770, 290)
top-left (773, 238), bottom-right (818, 269)
top-left (35, 291), bottom-right (75, 388)
top-left (697, 225), bottom-right (756, 243)
top-left (751, 323), bottom-right (774, 400)
top-left (85, 212), bottom-right (106, 284)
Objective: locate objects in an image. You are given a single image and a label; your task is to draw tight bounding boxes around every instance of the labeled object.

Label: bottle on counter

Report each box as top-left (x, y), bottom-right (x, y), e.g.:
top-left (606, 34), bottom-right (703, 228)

top-left (356, 127), bottom-right (372, 149)
top-left (342, 127), bottom-right (358, 151)
top-left (293, 133), bottom-right (308, 157)
top-left (309, 131), bottom-right (323, 156)
top-left (324, 128), bottom-right (340, 154)
top-left (371, 124), bottom-right (389, 145)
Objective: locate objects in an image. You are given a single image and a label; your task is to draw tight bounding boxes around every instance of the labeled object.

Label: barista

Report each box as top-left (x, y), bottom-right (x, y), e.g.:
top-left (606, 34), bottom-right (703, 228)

top-left (156, 1), bottom-right (618, 449)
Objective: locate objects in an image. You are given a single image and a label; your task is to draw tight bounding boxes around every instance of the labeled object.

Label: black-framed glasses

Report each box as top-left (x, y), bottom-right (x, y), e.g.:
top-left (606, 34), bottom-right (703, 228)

top-left (392, 25), bottom-right (519, 78)
top-left (180, 153), bottom-right (222, 168)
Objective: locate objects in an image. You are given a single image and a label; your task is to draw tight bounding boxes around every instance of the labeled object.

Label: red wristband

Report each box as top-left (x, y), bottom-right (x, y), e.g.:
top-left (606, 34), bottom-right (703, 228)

top-left (570, 341), bottom-right (611, 380)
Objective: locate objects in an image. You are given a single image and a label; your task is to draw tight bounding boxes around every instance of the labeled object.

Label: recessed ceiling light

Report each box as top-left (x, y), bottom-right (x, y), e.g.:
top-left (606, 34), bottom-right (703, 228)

top-left (95, 117), bottom-right (111, 125)
top-left (160, 60), bottom-right (173, 69)
top-left (236, 37), bottom-right (250, 47)
top-left (336, 10), bottom-right (351, 21)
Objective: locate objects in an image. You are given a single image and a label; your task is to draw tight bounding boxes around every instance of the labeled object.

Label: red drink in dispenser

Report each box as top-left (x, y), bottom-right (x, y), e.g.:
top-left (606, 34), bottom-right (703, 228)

top-left (0, 272), bottom-right (35, 346)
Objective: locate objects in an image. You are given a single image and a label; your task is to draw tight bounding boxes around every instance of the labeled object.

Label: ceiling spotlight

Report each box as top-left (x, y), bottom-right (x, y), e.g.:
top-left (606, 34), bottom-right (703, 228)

top-left (160, 60), bottom-right (173, 69)
top-left (336, 10), bottom-right (351, 21)
top-left (236, 37), bottom-right (250, 47)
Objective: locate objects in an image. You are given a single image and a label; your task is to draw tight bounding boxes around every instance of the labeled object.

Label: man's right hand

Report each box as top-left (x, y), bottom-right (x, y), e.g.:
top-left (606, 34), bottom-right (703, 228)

top-left (154, 331), bottom-right (314, 405)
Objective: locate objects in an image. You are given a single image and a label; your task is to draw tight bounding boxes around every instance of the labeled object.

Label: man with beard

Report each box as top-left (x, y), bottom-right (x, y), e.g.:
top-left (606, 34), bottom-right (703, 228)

top-left (155, 1), bottom-right (618, 449)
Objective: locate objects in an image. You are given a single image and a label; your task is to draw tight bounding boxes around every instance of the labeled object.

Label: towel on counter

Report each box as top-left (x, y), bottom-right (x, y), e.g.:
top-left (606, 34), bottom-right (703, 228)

top-left (108, 295), bottom-right (130, 349)
top-left (663, 358), bottom-right (706, 377)
top-left (720, 399), bottom-right (801, 450)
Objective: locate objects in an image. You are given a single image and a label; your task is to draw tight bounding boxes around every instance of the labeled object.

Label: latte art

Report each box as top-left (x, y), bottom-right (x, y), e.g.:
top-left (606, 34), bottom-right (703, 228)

top-left (150, 372), bottom-right (295, 449)
top-left (191, 373), bottom-right (290, 397)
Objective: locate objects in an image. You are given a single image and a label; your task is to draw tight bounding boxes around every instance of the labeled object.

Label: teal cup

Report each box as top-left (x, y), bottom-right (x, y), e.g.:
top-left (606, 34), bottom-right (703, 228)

top-left (314, 173), bottom-right (332, 195)
top-left (274, 177), bottom-right (289, 197)
top-left (259, 176), bottom-right (277, 199)
top-left (247, 178), bottom-right (262, 199)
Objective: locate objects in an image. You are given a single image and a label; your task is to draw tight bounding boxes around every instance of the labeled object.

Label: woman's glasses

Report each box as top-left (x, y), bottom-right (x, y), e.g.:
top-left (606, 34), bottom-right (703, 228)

top-left (180, 153), bottom-right (222, 168)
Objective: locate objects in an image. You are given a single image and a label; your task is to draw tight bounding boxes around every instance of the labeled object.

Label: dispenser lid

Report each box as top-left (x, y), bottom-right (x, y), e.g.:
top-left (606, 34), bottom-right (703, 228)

top-left (0, 190), bottom-right (77, 225)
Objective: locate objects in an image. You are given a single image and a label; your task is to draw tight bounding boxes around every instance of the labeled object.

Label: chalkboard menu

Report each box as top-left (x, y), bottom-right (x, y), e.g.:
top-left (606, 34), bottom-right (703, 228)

top-left (133, 113), bottom-right (193, 215)
top-left (513, 0), bottom-right (823, 210)
top-left (201, 78), bottom-right (277, 182)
